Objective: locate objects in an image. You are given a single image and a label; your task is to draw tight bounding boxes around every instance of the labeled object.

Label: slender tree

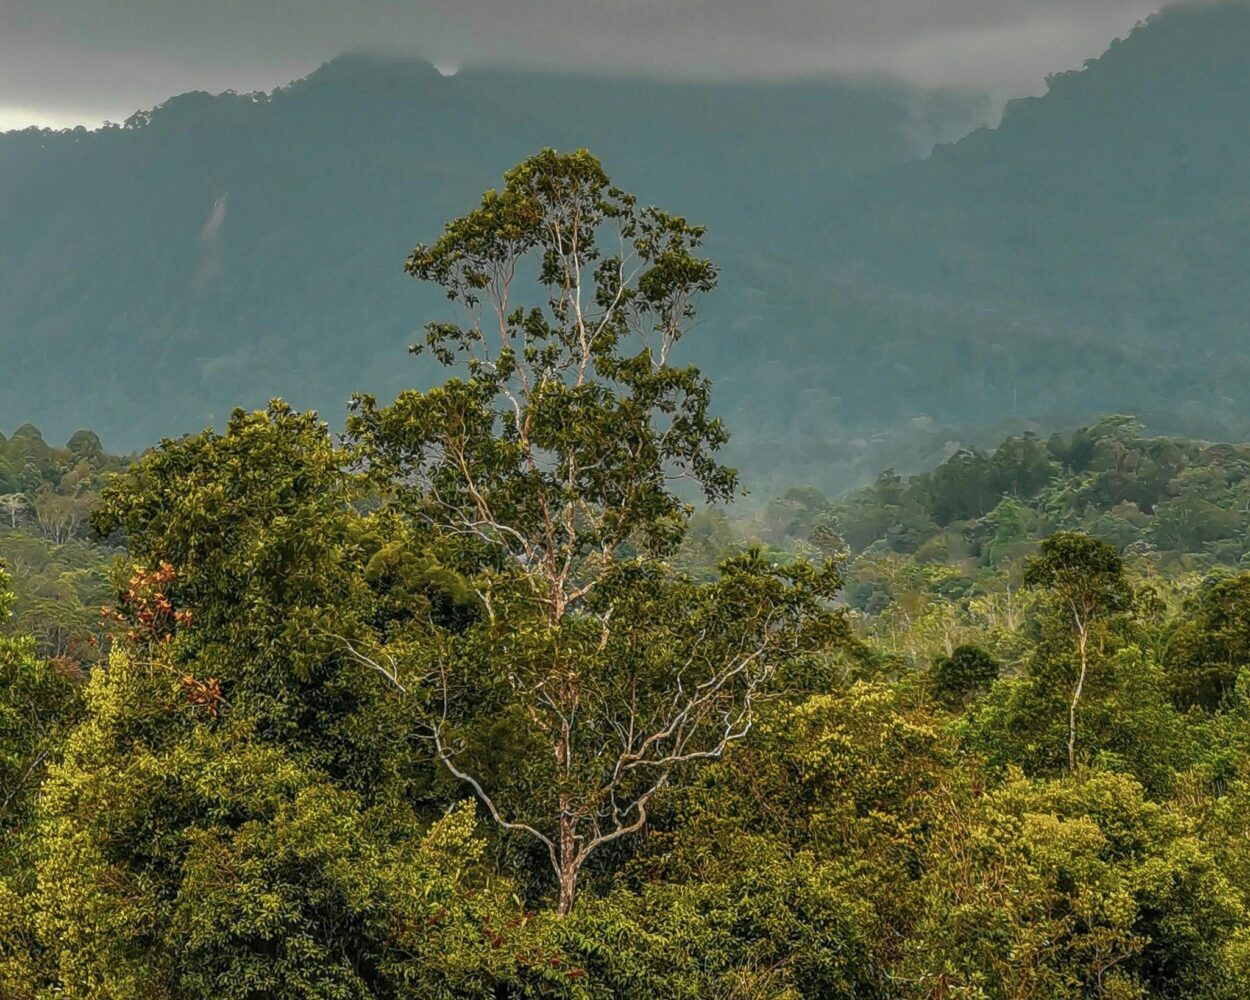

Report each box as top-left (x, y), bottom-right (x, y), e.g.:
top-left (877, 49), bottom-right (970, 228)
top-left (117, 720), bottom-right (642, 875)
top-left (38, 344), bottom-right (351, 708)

top-left (347, 149), bottom-right (844, 914)
top-left (1024, 532), bottom-right (1130, 773)
top-left (0, 494), bottom-right (26, 529)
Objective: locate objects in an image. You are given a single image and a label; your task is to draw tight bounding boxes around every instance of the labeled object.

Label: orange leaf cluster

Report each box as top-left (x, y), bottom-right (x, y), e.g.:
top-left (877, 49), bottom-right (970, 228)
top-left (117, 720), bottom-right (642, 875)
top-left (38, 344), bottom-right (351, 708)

top-left (180, 674), bottom-right (223, 718)
top-left (101, 560), bottom-right (192, 646)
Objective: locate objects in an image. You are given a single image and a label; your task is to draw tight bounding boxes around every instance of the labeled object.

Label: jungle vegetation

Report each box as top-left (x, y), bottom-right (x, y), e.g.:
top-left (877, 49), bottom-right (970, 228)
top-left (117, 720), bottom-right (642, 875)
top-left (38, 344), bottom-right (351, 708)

top-left (5, 150), bottom-right (1250, 999)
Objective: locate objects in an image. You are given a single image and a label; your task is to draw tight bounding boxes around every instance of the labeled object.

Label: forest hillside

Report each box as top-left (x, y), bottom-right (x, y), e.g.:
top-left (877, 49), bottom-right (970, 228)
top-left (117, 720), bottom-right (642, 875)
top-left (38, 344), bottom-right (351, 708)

top-left (7, 3), bottom-right (1250, 489)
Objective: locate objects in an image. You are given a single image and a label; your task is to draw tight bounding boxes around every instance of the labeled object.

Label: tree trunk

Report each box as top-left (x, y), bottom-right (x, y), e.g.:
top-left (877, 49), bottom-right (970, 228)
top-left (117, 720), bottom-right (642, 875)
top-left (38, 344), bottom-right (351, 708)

top-left (1069, 627), bottom-right (1087, 774)
top-left (555, 861), bottom-right (577, 917)
top-left (555, 808), bottom-right (578, 917)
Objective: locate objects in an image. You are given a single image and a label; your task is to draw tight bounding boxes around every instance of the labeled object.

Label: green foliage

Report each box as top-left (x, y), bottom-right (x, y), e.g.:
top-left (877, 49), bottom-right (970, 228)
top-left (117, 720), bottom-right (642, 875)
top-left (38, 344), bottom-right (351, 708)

top-left (349, 150), bottom-right (845, 914)
top-left (931, 644), bottom-right (1001, 709)
top-left (7, 408), bottom-right (1250, 995)
top-left (967, 646), bottom-right (1190, 793)
top-left (0, 564), bottom-right (84, 995)
top-left (1165, 575), bottom-right (1250, 711)
top-left (34, 650), bottom-right (524, 999)
top-left (90, 404), bottom-right (401, 785)
top-left (0, 424), bottom-right (124, 665)
top-left (903, 770), bottom-right (1244, 999)
top-left (10, 108), bottom-right (1250, 991)
top-left (826, 418), bottom-right (1250, 570)
top-left (1023, 531), bottom-right (1131, 623)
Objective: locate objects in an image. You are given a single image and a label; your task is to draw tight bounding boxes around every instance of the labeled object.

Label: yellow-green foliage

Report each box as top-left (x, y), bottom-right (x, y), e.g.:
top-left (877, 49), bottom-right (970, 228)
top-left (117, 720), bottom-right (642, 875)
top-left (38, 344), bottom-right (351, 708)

top-left (32, 652), bottom-right (527, 998)
top-left (12, 151), bottom-right (1250, 998)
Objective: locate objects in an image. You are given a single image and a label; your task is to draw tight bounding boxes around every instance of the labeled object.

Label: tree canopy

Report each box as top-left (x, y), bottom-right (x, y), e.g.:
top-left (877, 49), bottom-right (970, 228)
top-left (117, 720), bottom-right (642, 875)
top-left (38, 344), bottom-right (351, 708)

top-left (6, 149), bottom-right (1250, 996)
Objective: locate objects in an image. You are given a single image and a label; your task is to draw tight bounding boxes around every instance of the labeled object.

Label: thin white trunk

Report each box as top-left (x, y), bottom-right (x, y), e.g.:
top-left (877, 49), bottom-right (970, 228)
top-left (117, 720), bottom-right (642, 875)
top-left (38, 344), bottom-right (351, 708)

top-left (1069, 626), bottom-right (1087, 774)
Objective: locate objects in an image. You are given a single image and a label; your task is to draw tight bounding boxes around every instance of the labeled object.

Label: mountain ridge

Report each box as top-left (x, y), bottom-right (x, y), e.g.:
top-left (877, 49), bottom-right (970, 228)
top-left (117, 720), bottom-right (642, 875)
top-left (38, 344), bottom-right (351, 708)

top-left (5, 1), bottom-right (1250, 492)
top-left (0, 53), bottom-right (989, 490)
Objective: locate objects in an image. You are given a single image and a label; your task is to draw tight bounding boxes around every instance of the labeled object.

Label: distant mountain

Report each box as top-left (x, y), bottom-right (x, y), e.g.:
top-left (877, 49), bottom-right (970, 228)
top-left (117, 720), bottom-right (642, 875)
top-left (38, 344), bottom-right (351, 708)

top-left (0, 57), bottom-right (984, 490)
top-left (811, 1), bottom-right (1250, 440)
top-left (840, 0), bottom-right (1250, 316)
top-left (5, 2), bottom-right (1250, 495)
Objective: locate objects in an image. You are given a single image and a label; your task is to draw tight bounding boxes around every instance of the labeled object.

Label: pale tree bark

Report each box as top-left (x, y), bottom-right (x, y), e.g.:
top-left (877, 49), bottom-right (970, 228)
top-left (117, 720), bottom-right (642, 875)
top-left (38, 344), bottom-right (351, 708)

top-left (1068, 597), bottom-right (1095, 774)
top-left (1070, 623), bottom-right (1088, 774)
top-left (0, 494), bottom-right (27, 528)
top-left (340, 631), bottom-right (775, 915)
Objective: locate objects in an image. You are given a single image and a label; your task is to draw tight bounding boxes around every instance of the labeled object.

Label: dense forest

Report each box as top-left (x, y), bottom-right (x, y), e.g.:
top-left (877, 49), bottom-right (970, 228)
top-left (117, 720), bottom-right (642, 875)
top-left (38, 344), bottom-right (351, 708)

top-left (0, 427), bottom-right (125, 664)
top-left (0, 50), bottom-right (985, 493)
top-left (8, 2), bottom-right (1250, 493)
top-left (6, 149), bottom-right (1250, 999)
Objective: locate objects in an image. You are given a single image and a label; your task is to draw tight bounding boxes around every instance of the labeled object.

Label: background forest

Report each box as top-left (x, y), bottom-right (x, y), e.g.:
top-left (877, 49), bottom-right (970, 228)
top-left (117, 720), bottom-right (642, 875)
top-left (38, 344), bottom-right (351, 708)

top-left (6, 3), bottom-right (1250, 492)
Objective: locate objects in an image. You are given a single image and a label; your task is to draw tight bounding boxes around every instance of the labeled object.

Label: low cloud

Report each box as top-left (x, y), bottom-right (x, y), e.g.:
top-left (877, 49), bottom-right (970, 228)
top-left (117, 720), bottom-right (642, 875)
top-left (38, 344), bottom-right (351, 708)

top-left (1, 0), bottom-right (1170, 127)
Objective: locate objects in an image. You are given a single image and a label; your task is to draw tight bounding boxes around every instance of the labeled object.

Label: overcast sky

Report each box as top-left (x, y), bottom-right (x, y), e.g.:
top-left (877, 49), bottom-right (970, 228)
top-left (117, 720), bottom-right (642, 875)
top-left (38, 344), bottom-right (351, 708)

top-left (1, 0), bottom-right (1170, 131)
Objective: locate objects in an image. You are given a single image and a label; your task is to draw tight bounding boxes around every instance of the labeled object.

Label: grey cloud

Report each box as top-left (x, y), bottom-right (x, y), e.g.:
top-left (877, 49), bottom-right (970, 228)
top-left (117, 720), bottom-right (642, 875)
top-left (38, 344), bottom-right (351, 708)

top-left (0, 0), bottom-right (1176, 126)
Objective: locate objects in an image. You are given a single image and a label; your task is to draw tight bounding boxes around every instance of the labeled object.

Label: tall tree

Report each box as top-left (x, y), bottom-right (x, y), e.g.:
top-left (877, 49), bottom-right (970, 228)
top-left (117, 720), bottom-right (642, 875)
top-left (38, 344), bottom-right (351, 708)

top-left (347, 149), bottom-right (844, 914)
top-left (1024, 532), bottom-right (1130, 773)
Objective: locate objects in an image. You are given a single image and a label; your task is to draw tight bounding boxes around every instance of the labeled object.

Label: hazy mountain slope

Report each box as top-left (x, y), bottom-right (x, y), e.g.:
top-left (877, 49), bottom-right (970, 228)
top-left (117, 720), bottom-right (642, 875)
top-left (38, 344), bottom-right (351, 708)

top-left (6, 1), bottom-right (1250, 494)
top-left (810, 1), bottom-right (1250, 438)
top-left (0, 60), bottom-right (983, 487)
